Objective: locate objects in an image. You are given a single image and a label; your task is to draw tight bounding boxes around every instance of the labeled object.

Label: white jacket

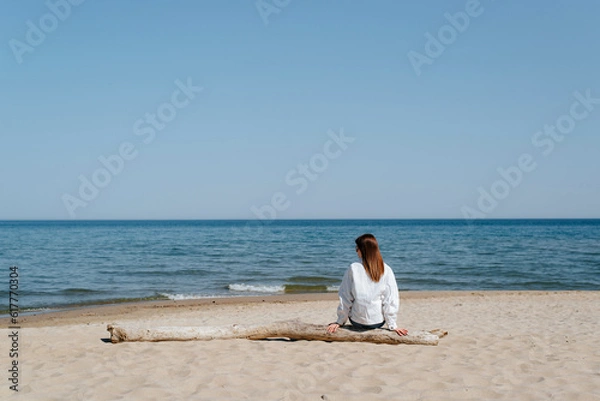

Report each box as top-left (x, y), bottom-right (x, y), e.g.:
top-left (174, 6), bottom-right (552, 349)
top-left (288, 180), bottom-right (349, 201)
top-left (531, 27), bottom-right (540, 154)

top-left (335, 262), bottom-right (399, 330)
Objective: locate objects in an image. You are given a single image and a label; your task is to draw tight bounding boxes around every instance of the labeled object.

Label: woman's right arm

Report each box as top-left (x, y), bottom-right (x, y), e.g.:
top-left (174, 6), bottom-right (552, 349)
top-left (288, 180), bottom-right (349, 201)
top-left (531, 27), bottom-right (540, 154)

top-left (382, 268), bottom-right (400, 330)
top-left (382, 268), bottom-right (408, 336)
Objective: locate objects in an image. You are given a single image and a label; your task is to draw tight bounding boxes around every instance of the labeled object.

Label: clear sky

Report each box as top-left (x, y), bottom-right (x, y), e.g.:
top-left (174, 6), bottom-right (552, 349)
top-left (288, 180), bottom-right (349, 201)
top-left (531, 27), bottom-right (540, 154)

top-left (1, 0), bottom-right (599, 220)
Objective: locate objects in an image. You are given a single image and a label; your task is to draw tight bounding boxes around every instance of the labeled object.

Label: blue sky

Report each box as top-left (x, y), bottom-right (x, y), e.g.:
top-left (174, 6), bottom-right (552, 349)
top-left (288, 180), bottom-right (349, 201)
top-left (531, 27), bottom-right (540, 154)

top-left (1, 0), bottom-right (599, 220)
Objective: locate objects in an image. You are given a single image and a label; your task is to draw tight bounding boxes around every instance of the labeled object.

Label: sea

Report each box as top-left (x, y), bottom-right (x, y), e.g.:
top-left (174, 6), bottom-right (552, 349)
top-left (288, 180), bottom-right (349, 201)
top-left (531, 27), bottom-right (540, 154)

top-left (0, 219), bottom-right (599, 313)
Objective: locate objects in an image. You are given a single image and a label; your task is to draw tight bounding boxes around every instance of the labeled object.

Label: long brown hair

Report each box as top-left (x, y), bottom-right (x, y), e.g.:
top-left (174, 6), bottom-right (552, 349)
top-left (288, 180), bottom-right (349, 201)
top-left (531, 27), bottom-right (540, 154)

top-left (355, 234), bottom-right (385, 282)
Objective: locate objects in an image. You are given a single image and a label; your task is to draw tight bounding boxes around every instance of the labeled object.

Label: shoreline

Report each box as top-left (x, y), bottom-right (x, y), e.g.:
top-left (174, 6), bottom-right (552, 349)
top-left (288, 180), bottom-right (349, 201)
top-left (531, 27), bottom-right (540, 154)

top-left (4, 289), bottom-right (596, 328)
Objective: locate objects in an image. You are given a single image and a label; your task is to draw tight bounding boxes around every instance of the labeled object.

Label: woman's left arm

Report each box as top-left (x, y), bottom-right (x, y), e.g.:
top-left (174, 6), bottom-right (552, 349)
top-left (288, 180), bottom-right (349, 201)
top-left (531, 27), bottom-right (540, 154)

top-left (328, 267), bottom-right (354, 333)
top-left (335, 267), bottom-right (354, 326)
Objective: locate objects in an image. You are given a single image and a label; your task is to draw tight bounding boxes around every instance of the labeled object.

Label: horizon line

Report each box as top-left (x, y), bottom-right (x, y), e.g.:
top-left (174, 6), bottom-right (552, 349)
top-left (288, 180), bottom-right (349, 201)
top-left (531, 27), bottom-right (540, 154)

top-left (1, 218), bottom-right (599, 222)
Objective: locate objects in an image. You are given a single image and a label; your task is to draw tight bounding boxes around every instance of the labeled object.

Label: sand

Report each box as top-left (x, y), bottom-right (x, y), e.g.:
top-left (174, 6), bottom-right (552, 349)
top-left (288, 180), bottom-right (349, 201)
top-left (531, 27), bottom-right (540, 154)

top-left (1, 291), bottom-right (599, 400)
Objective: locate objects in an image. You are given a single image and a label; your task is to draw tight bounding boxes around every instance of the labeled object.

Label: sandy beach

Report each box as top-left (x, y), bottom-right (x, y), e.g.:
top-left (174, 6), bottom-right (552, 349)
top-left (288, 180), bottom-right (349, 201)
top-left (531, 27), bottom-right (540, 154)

top-left (1, 291), bottom-right (599, 400)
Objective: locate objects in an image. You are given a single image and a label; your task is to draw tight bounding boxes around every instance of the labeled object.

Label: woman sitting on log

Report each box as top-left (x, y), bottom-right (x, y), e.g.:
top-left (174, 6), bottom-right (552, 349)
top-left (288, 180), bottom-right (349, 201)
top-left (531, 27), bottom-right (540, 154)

top-left (327, 234), bottom-right (408, 336)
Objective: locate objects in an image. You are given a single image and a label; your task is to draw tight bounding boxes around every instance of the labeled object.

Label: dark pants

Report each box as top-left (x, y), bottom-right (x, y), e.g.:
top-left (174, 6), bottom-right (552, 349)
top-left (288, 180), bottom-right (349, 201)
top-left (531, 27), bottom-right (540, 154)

top-left (349, 318), bottom-right (385, 330)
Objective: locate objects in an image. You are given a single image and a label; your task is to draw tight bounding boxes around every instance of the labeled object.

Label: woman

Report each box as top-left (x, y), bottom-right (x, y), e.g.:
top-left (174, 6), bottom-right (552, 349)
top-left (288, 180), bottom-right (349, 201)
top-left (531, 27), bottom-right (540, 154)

top-left (327, 234), bottom-right (408, 336)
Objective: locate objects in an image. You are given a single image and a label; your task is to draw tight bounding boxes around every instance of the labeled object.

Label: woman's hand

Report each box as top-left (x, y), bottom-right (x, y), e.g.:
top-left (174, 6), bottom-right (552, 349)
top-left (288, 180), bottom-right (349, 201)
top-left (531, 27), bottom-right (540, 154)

top-left (393, 328), bottom-right (408, 336)
top-left (327, 323), bottom-right (340, 333)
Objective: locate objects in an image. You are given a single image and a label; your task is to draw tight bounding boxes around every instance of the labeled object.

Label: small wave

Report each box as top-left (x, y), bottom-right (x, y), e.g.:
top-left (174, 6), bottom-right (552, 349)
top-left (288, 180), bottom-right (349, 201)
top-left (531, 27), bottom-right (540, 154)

top-left (0, 307), bottom-right (54, 317)
top-left (283, 284), bottom-right (339, 293)
top-left (159, 293), bottom-right (224, 300)
top-left (287, 276), bottom-right (338, 284)
top-left (228, 283), bottom-right (285, 293)
top-left (61, 288), bottom-right (103, 294)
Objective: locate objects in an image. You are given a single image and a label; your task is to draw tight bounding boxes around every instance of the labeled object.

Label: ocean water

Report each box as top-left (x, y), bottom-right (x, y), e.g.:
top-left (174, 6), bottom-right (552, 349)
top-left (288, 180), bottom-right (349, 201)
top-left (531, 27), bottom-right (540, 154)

top-left (0, 219), bottom-right (599, 312)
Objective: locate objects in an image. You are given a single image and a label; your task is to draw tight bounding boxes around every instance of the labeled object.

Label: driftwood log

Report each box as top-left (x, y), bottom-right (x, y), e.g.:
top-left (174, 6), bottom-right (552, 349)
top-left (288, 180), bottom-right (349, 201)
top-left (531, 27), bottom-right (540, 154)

top-left (107, 321), bottom-right (447, 345)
